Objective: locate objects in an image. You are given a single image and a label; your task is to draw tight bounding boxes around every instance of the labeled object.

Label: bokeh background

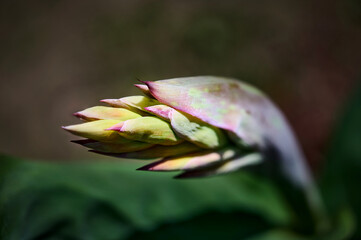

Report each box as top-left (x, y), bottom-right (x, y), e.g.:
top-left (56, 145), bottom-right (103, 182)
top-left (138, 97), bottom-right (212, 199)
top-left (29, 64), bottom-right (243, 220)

top-left (1, 0), bottom-right (361, 170)
top-left (1, 1), bottom-right (361, 239)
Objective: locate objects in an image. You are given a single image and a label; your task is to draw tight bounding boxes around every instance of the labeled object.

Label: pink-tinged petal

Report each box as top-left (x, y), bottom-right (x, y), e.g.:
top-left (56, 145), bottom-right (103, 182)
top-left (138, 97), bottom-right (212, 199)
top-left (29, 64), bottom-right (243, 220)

top-left (116, 142), bottom-right (201, 159)
top-left (146, 105), bottom-right (227, 149)
top-left (144, 76), bottom-right (270, 145)
top-left (109, 116), bottom-right (183, 145)
top-left (62, 120), bottom-right (130, 144)
top-left (118, 96), bottom-right (160, 111)
top-left (72, 139), bottom-right (154, 153)
top-left (144, 76), bottom-right (263, 133)
top-left (106, 122), bottom-right (124, 131)
top-left (174, 153), bottom-right (262, 178)
top-left (74, 106), bottom-right (141, 121)
top-left (134, 84), bottom-right (154, 98)
top-left (138, 146), bottom-right (241, 171)
top-left (100, 99), bottom-right (128, 108)
top-left (144, 104), bottom-right (173, 121)
top-left (100, 99), bottom-right (146, 115)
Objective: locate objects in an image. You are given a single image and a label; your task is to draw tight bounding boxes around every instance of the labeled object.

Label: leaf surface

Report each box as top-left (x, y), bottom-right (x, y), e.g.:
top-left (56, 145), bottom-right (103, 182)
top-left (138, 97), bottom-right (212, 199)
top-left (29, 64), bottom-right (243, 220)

top-left (0, 154), bottom-right (292, 240)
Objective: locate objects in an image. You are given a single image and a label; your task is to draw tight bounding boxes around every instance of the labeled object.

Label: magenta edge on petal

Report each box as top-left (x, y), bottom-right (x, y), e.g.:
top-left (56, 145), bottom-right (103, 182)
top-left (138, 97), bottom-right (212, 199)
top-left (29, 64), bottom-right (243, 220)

top-left (105, 126), bottom-right (123, 131)
top-left (144, 81), bottom-right (236, 133)
top-left (73, 112), bottom-right (83, 118)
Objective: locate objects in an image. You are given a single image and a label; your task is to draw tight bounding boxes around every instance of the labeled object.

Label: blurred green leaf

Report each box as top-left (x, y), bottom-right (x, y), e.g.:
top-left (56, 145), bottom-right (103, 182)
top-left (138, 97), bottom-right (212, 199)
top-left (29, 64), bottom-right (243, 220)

top-left (246, 229), bottom-right (308, 240)
top-left (320, 81), bottom-right (361, 239)
top-left (0, 155), bottom-right (292, 240)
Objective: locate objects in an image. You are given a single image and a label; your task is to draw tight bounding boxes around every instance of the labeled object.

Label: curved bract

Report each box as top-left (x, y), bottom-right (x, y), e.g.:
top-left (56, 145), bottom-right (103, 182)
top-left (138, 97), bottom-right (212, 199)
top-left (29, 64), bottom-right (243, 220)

top-left (63, 76), bottom-right (328, 233)
top-left (144, 76), bottom-right (310, 187)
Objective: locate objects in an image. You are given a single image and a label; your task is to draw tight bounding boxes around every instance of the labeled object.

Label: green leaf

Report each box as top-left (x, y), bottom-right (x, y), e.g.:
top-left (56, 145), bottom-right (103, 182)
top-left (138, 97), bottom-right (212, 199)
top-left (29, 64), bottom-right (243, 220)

top-left (0, 154), bottom-right (292, 239)
top-left (246, 229), bottom-right (308, 240)
top-left (320, 81), bottom-right (361, 239)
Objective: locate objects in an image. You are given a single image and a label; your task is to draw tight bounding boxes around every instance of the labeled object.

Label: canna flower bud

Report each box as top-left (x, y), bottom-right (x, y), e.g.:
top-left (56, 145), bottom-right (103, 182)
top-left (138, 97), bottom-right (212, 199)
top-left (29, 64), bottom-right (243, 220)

top-left (62, 76), bottom-right (307, 185)
top-left (63, 77), bottom-right (270, 178)
top-left (63, 76), bottom-right (329, 233)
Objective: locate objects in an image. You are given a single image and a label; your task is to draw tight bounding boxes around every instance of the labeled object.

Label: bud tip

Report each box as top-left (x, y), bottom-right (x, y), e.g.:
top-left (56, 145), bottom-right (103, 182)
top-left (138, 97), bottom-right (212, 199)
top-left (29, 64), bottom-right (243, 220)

top-left (100, 99), bottom-right (116, 104)
top-left (62, 125), bottom-right (79, 133)
top-left (135, 78), bottom-right (148, 84)
top-left (73, 112), bottom-right (84, 119)
top-left (62, 125), bottom-right (70, 131)
top-left (136, 162), bottom-right (159, 171)
top-left (136, 166), bottom-right (152, 171)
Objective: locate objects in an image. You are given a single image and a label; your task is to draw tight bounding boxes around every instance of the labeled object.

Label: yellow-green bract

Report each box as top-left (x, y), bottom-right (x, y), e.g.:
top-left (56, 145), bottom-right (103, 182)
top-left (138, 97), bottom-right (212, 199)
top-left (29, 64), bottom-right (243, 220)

top-left (63, 76), bottom-right (270, 178)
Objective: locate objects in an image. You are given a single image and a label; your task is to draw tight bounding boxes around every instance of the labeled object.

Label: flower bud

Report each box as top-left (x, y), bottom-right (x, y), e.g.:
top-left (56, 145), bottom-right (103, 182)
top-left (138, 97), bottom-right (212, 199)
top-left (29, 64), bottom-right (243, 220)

top-left (63, 76), bottom-right (307, 182)
top-left (63, 76), bottom-right (328, 233)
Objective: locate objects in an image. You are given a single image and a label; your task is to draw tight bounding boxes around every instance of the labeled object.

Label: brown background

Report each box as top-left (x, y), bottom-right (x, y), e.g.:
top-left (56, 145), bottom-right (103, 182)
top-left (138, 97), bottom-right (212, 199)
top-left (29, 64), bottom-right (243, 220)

top-left (1, 0), bottom-right (361, 171)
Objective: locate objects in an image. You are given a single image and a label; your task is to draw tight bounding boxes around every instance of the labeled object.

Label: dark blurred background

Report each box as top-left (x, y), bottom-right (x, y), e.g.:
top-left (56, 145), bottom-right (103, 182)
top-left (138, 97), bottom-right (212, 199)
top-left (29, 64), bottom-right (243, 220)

top-left (1, 1), bottom-right (361, 239)
top-left (1, 0), bottom-right (361, 170)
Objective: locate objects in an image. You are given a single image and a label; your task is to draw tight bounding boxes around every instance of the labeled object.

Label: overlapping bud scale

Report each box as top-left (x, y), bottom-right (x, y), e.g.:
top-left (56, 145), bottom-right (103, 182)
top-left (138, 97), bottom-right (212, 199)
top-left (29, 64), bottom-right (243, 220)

top-left (63, 80), bottom-right (262, 178)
